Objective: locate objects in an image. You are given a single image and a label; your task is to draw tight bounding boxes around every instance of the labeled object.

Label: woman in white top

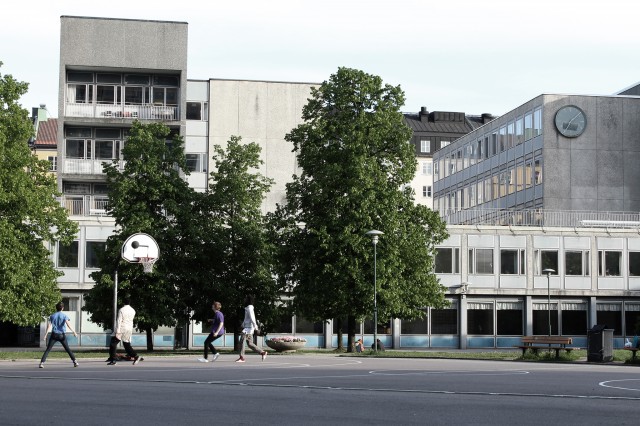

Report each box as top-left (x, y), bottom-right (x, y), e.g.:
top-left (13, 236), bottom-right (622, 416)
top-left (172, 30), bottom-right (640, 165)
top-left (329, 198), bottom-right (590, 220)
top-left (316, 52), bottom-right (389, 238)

top-left (236, 295), bottom-right (267, 363)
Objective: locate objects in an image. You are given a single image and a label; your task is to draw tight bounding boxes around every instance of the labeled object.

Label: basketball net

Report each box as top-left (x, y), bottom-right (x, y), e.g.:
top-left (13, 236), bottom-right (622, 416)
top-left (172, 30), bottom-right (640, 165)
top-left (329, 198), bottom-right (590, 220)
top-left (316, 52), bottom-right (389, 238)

top-left (139, 257), bottom-right (157, 273)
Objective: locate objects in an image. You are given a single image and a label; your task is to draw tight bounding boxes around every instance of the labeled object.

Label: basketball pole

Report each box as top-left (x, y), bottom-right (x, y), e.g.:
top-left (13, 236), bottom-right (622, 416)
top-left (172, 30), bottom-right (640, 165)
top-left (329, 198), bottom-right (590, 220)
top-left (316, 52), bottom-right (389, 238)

top-left (113, 269), bottom-right (118, 332)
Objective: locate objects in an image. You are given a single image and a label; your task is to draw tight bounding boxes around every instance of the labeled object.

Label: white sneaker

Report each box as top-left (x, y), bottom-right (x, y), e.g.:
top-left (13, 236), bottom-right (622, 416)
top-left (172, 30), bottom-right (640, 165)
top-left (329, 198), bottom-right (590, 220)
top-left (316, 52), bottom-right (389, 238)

top-left (133, 356), bottom-right (143, 365)
top-left (261, 351), bottom-right (268, 361)
top-left (73, 360), bottom-right (79, 367)
top-left (212, 353), bottom-right (220, 361)
top-left (197, 358), bottom-right (209, 363)
top-left (39, 362), bottom-right (44, 369)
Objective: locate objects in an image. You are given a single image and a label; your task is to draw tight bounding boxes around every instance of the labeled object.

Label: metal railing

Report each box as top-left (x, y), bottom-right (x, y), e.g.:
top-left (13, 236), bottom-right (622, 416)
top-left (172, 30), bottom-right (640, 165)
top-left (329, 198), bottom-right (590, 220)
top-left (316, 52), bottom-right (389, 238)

top-left (440, 208), bottom-right (640, 228)
top-left (65, 103), bottom-right (179, 121)
top-left (59, 196), bottom-right (109, 217)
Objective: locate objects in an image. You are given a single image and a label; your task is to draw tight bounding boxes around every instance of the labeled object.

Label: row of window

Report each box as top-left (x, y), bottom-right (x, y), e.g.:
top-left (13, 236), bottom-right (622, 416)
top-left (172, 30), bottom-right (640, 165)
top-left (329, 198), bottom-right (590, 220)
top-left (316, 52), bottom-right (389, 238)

top-left (418, 138), bottom-right (451, 154)
top-left (434, 156), bottom-right (543, 213)
top-left (436, 247), bottom-right (640, 277)
top-left (434, 107), bottom-right (543, 181)
top-left (225, 302), bottom-right (640, 338)
top-left (66, 72), bottom-right (180, 107)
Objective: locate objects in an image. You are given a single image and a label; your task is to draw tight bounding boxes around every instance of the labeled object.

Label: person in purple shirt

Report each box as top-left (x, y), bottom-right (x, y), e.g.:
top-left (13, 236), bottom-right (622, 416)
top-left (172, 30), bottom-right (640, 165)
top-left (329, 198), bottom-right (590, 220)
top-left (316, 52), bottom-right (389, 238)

top-left (199, 301), bottom-right (224, 362)
top-left (40, 302), bottom-right (79, 368)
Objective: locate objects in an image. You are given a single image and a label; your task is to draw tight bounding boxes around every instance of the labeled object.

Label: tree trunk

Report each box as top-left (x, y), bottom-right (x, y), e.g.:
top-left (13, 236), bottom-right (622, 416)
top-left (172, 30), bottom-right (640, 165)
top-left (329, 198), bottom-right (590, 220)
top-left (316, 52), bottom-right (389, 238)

top-left (347, 315), bottom-right (357, 352)
top-left (146, 327), bottom-right (154, 351)
top-left (336, 317), bottom-right (344, 352)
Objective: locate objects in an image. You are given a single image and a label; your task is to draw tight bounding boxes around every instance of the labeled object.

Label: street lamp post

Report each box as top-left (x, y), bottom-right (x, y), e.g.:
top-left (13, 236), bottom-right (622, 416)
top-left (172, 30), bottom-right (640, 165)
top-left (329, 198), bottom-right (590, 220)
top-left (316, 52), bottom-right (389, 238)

top-left (542, 269), bottom-right (555, 337)
top-left (365, 230), bottom-right (383, 353)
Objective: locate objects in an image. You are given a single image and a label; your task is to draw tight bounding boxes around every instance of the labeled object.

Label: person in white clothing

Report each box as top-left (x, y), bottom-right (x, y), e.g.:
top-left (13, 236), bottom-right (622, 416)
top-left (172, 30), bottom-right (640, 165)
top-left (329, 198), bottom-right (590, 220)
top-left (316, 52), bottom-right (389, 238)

top-left (236, 295), bottom-right (267, 363)
top-left (107, 296), bottom-right (143, 365)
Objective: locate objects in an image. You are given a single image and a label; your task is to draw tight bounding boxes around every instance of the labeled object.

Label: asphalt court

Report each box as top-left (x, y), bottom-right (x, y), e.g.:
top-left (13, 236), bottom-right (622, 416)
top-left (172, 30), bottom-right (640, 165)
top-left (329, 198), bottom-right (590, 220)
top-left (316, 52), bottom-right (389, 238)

top-left (2, 354), bottom-right (640, 400)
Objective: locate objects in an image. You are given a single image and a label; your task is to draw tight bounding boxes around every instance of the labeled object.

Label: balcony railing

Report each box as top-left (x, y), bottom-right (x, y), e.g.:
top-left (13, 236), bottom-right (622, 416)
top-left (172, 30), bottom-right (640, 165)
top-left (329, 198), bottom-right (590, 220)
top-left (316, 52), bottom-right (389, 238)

top-left (65, 103), bottom-right (179, 121)
top-left (441, 208), bottom-right (640, 228)
top-left (60, 195), bottom-right (109, 217)
top-left (62, 159), bottom-right (124, 175)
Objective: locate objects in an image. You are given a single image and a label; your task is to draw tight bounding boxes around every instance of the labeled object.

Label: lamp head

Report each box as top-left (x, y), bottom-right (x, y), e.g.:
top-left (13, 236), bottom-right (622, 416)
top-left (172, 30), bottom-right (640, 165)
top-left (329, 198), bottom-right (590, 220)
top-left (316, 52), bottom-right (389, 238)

top-left (365, 230), bottom-right (384, 245)
top-left (542, 268), bottom-right (555, 276)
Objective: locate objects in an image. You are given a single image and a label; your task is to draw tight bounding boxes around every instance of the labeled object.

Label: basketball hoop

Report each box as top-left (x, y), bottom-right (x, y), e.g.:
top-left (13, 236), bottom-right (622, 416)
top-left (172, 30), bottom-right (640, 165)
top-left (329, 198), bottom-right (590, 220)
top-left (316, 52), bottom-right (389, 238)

top-left (138, 257), bottom-right (157, 274)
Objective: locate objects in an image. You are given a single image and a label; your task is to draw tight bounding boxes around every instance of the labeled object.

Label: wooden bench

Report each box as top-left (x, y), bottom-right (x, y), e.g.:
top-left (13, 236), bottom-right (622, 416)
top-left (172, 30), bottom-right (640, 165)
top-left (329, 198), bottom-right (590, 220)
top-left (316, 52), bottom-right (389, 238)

top-left (515, 336), bottom-right (576, 358)
top-left (623, 347), bottom-right (640, 360)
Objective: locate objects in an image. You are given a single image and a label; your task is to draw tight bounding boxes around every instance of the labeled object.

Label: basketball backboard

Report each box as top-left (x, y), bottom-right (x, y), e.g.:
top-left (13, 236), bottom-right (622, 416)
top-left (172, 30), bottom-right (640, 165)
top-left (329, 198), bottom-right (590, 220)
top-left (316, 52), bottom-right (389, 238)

top-left (121, 233), bottom-right (160, 263)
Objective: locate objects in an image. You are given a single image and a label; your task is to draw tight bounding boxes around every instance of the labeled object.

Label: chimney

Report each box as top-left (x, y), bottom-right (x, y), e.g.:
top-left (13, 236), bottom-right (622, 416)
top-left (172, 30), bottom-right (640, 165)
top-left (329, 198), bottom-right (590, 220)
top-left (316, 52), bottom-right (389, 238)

top-left (481, 113), bottom-right (494, 124)
top-left (419, 106), bottom-right (429, 122)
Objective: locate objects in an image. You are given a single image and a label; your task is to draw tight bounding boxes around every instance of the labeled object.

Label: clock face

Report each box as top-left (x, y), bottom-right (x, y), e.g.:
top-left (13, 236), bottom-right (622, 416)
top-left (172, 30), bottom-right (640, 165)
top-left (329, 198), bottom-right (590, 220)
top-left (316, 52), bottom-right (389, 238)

top-left (554, 105), bottom-right (586, 138)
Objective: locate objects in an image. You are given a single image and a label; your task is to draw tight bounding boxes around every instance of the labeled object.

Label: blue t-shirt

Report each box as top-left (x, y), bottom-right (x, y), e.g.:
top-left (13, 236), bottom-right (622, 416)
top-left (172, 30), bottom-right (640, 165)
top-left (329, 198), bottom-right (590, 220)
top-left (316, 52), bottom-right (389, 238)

top-left (49, 311), bottom-right (70, 334)
top-left (211, 311), bottom-right (225, 335)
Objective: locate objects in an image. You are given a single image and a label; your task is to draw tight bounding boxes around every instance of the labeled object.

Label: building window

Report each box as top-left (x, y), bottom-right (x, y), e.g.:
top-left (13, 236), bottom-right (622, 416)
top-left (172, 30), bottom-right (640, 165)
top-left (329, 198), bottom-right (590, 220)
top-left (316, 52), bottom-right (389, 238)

top-left (431, 302), bottom-right (458, 334)
top-left (422, 185), bottom-right (432, 198)
top-left (598, 250), bottom-right (622, 276)
top-left (400, 310), bottom-right (428, 334)
top-left (561, 302), bottom-right (587, 335)
top-left (497, 302), bottom-right (523, 335)
top-left (186, 101), bottom-right (208, 120)
top-left (534, 159), bottom-right (542, 185)
top-left (421, 162), bottom-right (432, 175)
top-left (533, 107), bottom-right (543, 137)
top-left (565, 250), bottom-right (589, 276)
top-left (597, 303), bottom-right (622, 336)
top-left (624, 304), bottom-right (640, 336)
top-left (295, 317), bottom-right (323, 333)
top-left (468, 302), bottom-right (493, 335)
top-left (185, 153), bottom-right (207, 173)
top-left (524, 111), bottom-right (533, 140)
top-left (435, 248), bottom-right (459, 274)
top-left (440, 140), bottom-right (450, 149)
top-left (533, 302), bottom-right (558, 335)
top-left (58, 241), bottom-right (79, 268)
top-left (500, 249), bottom-right (525, 275)
top-left (86, 241), bottom-right (106, 268)
top-left (48, 156), bottom-right (57, 171)
top-left (535, 250), bottom-right (558, 275)
top-left (420, 139), bottom-right (431, 153)
top-left (630, 252), bottom-right (640, 276)
top-left (469, 248), bottom-right (493, 274)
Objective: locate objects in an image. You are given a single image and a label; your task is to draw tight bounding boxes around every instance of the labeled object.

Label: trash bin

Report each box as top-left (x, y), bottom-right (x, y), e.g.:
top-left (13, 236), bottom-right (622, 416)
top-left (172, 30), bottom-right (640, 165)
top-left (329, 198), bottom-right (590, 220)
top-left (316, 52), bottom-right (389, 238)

top-left (587, 324), bottom-right (613, 362)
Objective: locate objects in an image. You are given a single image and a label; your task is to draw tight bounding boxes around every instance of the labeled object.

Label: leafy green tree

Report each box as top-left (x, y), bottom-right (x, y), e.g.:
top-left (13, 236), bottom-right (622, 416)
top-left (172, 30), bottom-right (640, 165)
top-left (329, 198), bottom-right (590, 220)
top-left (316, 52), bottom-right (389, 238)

top-left (191, 136), bottom-right (281, 350)
top-left (84, 121), bottom-right (196, 350)
top-left (0, 63), bottom-right (78, 325)
top-left (271, 67), bottom-right (448, 351)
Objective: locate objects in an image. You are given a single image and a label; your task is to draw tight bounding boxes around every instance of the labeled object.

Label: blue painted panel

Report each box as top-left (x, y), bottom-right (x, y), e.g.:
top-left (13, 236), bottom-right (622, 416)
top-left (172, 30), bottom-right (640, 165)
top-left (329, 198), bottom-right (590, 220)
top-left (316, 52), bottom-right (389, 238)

top-left (430, 336), bottom-right (459, 348)
top-left (400, 336), bottom-right (429, 347)
top-left (496, 337), bottom-right (520, 348)
top-left (572, 337), bottom-right (587, 348)
top-left (467, 337), bottom-right (495, 348)
top-left (81, 334), bottom-right (110, 347)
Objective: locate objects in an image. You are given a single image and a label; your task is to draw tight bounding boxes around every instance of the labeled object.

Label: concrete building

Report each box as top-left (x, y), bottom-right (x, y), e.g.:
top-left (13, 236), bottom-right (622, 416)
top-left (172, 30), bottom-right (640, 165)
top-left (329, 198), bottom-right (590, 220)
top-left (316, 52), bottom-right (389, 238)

top-left (433, 94), bottom-right (640, 222)
top-left (24, 15), bottom-right (640, 351)
top-left (404, 107), bottom-right (494, 208)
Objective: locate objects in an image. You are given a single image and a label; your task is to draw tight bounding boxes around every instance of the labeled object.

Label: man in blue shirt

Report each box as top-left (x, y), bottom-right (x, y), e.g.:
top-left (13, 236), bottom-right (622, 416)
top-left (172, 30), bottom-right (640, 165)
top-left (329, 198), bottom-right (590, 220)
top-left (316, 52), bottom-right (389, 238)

top-left (40, 302), bottom-right (79, 368)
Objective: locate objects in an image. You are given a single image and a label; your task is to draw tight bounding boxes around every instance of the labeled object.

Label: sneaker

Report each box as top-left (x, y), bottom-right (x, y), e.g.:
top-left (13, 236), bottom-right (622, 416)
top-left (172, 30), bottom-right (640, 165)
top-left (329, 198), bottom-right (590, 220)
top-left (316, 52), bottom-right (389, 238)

top-left (197, 358), bottom-right (209, 363)
top-left (73, 360), bottom-right (79, 367)
top-left (212, 353), bottom-right (220, 362)
top-left (39, 362), bottom-right (44, 369)
top-left (261, 351), bottom-right (268, 361)
top-left (133, 356), bottom-right (143, 365)
top-left (107, 361), bottom-right (117, 365)
top-left (235, 357), bottom-right (245, 363)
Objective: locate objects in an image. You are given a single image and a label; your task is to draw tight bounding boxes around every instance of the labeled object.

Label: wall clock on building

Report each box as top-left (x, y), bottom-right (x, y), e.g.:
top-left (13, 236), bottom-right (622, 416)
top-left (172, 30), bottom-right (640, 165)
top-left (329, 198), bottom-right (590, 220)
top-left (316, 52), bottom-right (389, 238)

top-left (554, 105), bottom-right (587, 137)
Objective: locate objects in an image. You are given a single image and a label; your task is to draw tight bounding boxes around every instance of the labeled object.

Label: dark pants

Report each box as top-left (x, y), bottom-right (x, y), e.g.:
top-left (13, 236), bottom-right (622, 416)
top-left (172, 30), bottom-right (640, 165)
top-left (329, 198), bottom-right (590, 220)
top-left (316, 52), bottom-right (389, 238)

top-left (204, 333), bottom-right (223, 359)
top-left (109, 336), bottom-right (138, 360)
top-left (41, 332), bottom-right (76, 363)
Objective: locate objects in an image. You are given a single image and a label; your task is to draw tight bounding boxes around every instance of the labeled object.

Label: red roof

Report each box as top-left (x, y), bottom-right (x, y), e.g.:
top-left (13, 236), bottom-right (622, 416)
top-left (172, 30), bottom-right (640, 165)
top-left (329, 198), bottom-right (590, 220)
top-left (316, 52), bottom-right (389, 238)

top-left (35, 119), bottom-right (57, 147)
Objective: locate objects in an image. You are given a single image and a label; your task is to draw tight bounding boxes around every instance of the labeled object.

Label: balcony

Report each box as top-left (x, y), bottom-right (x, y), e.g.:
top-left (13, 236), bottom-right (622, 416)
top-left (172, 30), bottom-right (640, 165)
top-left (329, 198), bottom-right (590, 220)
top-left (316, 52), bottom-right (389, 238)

top-left (65, 103), bottom-right (179, 121)
top-left (441, 208), bottom-right (640, 228)
top-left (62, 159), bottom-right (124, 175)
top-left (60, 195), bottom-right (110, 217)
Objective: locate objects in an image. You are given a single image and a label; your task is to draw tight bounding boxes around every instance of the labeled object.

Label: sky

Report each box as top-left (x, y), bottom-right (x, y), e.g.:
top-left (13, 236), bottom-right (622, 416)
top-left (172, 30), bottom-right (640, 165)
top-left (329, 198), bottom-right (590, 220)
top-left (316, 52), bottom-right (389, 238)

top-left (2, 0), bottom-right (640, 118)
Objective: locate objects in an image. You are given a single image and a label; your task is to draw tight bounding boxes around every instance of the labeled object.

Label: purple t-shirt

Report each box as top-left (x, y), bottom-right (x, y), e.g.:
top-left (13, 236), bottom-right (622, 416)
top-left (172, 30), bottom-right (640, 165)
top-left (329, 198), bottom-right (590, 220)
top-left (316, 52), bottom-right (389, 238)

top-left (211, 311), bottom-right (225, 335)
